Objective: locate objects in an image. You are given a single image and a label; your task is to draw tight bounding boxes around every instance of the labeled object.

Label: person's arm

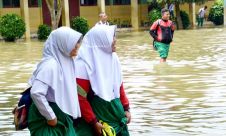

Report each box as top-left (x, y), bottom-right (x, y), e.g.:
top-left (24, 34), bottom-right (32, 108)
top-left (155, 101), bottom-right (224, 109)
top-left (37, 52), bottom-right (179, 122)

top-left (76, 78), bottom-right (98, 125)
top-left (77, 78), bottom-right (104, 135)
top-left (172, 4), bottom-right (174, 10)
top-left (198, 8), bottom-right (202, 16)
top-left (171, 22), bottom-right (176, 38)
top-left (169, 4), bottom-right (172, 11)
top-left (30, 80), bottom-right (57, 126)
top-left (119, 83), bottom-right (130, 111)
top-left (119, 82), bottom-right (131, 124)
top-left (149, 21), bottom-right (158, 41)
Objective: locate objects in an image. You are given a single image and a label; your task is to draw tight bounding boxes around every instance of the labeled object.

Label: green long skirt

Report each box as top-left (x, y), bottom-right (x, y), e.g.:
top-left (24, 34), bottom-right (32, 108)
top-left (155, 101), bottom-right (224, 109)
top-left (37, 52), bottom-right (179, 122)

top-left (28, 102), bottom-right (76, 136)
top-left (75, 96), bottom-right (130, 136)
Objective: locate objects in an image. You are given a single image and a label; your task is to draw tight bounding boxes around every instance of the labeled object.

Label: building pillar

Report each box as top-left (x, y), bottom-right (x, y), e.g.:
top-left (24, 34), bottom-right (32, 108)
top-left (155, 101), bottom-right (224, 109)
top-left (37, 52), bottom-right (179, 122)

top-left (224, 0), bottom-right (226, 26)
top-left (192, 2), bottom-right (196, 28)
top-left (62, 0), bottom-right (70, 27)
top-left (0, 0), bottom-right (2, 16)
top-left (20, 0), bottom-right (30, 40)
top-left (131, 0), bottom-right (139, 30)
top-left (97, 0), bottom-right (105, 13)
top-left (38, 0), bottom-right (43, 25)
top-left (0, 0), bottom-right (3, 8)
top-left (189, 2), bottom-right (196, 28)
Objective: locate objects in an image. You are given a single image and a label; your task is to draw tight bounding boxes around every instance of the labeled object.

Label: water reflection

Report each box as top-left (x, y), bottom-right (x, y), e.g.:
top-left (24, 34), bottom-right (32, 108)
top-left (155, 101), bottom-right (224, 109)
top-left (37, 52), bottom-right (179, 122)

top-left (0, 28), bottom-right (226, 135)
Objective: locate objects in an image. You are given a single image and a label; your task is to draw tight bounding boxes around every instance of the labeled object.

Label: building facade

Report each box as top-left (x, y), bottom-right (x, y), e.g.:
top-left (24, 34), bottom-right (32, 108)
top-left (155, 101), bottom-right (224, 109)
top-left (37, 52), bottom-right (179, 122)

top-left (0, 0), bottom-right (216, 34)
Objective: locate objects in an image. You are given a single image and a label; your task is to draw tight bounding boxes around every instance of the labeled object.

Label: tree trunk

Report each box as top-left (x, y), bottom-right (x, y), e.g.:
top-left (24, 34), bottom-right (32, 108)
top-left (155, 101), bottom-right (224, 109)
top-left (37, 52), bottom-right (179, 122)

top-left (55, 1), bottom-right (63, 29)
top-left (175, 3), bottom-right (183, 29)
top-left (45, 0), bottom-right (62, 30)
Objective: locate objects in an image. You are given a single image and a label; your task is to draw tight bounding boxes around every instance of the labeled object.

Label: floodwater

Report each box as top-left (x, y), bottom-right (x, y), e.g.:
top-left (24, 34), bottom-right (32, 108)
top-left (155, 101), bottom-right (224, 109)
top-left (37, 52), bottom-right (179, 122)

top-left (0, 28), bottom-right (226, 136)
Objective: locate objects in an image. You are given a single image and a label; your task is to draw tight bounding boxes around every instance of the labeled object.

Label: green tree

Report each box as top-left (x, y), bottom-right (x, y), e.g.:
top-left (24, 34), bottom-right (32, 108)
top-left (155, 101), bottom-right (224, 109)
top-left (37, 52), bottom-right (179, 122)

top-left (208, 0), bottom-right (223, 25)
top-left (147, 0), bottom-right (208, 29)
top-left (148, 9), bottom-right (162, 24)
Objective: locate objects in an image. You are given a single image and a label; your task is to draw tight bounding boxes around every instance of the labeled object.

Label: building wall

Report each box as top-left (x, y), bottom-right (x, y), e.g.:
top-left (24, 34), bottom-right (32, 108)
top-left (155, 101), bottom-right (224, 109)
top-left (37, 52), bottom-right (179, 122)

top-left (51, 0), bottom-right (216, 28)
top-left (0, 7), bottom-right (42, 33)
top-left (29, 8), bottom-right (42, 33)
top-left (106, 5), bottom-right (131, 26)
top-left (42, 0), bottom-right (51, 26)
top-left (80, 6), bottom-right (99, 27)
top-left (69, 0), bottom-right (80, 19)
top-left (80, 5), bottom-right (132, 27)
top-left (139, 4), bottom-right (148, 26)
top-left (0, 0), bottom-right (216, 32)
top-left (180, 1), bottom-right (215, 17)
top-left (106, 5), bottom-right (131, 20)
top-left (0, 8), bottom-right (21, 15)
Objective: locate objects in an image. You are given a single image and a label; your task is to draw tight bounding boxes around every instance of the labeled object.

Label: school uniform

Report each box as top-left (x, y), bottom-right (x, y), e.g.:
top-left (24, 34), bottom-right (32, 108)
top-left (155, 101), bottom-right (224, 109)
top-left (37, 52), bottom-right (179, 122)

top-left (28, 27), bottom-right (82, 136)
top-left (74, 25), bottom-right (130, 136)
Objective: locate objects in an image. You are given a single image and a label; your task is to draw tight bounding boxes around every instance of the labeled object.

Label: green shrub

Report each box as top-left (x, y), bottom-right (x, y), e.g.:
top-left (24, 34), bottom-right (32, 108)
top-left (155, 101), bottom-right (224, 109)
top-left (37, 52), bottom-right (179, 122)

top-left (180, 11), bottom-right (190, 29)
top-left (113, 18), bottom-right (121, 27)
top-left (208, 1), bottom-right (223, 25)
top-left (37, 24), bottom-right (51, 40)
top-left (108, 20), bottom-right (115, 25)
top-left (148, 9), bottom-right (161, 25)
top-left (71, 16), bottom-right (89, 35)
top-left (147, 0), bottom-right (161, 12)
top-left (0, 14), bottom-right (26, 41)
top-left (215, 0), bottom-right (223, 5)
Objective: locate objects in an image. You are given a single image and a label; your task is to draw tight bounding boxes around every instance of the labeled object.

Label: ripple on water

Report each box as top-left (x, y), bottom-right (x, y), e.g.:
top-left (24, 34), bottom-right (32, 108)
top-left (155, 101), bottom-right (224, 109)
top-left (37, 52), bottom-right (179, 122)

top-left (1, 29), bottom-right (226, 135)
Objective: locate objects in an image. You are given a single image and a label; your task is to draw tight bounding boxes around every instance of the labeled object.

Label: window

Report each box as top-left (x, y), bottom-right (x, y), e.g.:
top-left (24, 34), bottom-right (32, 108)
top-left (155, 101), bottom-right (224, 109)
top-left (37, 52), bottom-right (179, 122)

top-left (2, 0), bottom-right (38, 8)
top-left (105, 0), bottom-right (130, 5)
top-left (29, 0), bottom-right (38, 7)
top-left (105, 0), bottom-right (111, 5)
top-left (138, 0), bottom-right (147, 4)
top-left (114, 0), bottom-right (130, 5)
top-left (80, 0), bottom-right (97, 6)
top-left (3, 0), bottom-right (20, 8)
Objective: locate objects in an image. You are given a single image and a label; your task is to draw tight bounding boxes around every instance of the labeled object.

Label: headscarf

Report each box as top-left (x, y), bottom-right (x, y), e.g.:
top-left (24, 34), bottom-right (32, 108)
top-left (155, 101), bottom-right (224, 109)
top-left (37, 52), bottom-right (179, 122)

top-left (29, 27), bottom-right (82, 118)
top-left (76, 25), bottom-right (122, 101)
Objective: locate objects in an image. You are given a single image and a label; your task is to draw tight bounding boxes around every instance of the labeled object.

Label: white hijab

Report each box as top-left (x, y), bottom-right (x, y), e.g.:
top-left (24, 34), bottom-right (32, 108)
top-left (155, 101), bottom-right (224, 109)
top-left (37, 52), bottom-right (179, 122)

top-left (29, 27), bottom-right (82, 118)
top-left (77, 25), bottom-right (122, 101)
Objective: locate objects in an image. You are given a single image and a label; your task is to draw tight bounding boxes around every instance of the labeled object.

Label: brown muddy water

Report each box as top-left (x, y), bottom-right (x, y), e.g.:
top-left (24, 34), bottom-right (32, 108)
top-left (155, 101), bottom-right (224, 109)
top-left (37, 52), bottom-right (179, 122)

top-left (0, 28), bottom-right (226, 136)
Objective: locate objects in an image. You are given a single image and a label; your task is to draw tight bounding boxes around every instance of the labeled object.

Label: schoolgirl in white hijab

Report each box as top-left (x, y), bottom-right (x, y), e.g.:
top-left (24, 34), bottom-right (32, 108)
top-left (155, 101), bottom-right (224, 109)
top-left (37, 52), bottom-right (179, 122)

top-left (75, 25), bottom-right (131, 136)
top-left (77, 25), bottom-right (121, 101)
top-left (28, 27), bottom-right (82, 135)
